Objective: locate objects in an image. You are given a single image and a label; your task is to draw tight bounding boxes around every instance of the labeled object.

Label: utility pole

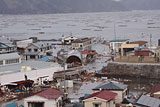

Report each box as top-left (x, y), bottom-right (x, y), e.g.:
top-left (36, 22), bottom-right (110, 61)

top-left (150, 34), bottom-right (152, 49)
top-left (114, 23), bottom-right (117, 40)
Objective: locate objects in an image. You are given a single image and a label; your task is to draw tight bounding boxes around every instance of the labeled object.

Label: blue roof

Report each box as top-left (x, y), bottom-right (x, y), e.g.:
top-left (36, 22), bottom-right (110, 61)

top-left (134, 47), bottom-right (148, 50)
top-left (6, 102), bottom-right (17, 107)
top-left (109, 39), bottom-right (129, 42)
top-left (84, 94), bottom-right (90, 99)
top-left (39, 56), bottom-right (54, 62)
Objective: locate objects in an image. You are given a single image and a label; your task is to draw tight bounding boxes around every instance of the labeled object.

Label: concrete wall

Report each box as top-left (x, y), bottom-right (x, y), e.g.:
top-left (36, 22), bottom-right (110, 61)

top-left (106, 62), bottom-right (160, 79)
top-left (115, 56), bottom-right (159, 63)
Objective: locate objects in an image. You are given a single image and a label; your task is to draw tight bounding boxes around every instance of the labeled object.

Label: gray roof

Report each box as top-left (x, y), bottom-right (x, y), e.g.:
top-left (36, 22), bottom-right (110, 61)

top-left (93, 81), bottom-right (128, 91)
top-left (68, 81), bottom-right (102, 99)
top-left (0, 60), bottom-right (60, 73)
top-left (0, 42), bottom-right (15, 49)
top-left (136, 95), bottom-right (160, 107)
top-left (31, 42), bottom-right (52, 48)
top-left (0, 52), bottom-right (20, 61)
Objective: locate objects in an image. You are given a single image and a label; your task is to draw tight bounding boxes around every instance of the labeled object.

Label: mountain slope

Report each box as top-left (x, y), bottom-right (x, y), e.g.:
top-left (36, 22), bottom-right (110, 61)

top-left (0, 0), bottom-right (127, 14)
top-left (0, 0), bottom-right (160, 14)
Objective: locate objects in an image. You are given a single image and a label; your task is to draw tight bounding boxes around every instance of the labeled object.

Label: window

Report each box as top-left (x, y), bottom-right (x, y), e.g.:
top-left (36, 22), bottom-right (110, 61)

top-left (5, 59), bottom-right (19, 64)
top-left (108, 103), bottom-right (110, 107)
top-left (34, 49), bottom-right (38, 52)
top-left (93, 104), bottom-right (101, 107)
top-left (28, 49), bottom-right (31, 52)
top-left (0, 60), bottom-right (3, 65)
top-left (30, 55), bottom-right (36, 59)
top-left (28, 102), bottom-right (44, 107)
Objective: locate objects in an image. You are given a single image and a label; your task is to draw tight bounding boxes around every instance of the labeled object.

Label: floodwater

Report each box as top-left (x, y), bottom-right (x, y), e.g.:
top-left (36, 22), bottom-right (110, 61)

top-left (0, 10), bottom-right (160, 45)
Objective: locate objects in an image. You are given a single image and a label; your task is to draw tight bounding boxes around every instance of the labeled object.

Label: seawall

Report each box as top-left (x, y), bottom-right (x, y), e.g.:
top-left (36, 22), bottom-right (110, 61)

top-left (104, 62), bottom-right (160, 79)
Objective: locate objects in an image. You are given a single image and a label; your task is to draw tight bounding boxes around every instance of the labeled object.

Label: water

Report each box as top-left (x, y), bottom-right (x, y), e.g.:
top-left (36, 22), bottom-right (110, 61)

top-left (0, 10), bottom-right (160, 45)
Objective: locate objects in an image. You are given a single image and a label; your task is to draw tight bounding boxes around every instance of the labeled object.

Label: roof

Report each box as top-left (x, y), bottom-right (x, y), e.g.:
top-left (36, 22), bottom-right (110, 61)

top-left (68, 82), bottom-right (102, 99)
top-left (84, 90), bottom-right (117, 101)
top-left (0, 42), bottom-right (15, 49)
top-left (136, 95), bottom-right (160, 107)
top-left (109, 39), bottom-right (129, 42)
top-left (26, 42), bottom-right (52, 49)
top-left (28, 88), bottom-right (63, 99)
top-left (82, 50), bottom-right (97, 55)
top-left (152, 84), bottom-right (160, 93)
top-left (6, 102), bottom-right (17, 107)
top-left (72, 38), bottom-right (91, 43)
top-left (130, 41), bottom-right (148, 46)
top-left (0, 52), bottom-right (20, 61)
top-left (0, 60), bottom-right (59, 73)
top-left (39, 56), bottom-right (54, 62)
top-left (93, 81), bottom-right (128, 91)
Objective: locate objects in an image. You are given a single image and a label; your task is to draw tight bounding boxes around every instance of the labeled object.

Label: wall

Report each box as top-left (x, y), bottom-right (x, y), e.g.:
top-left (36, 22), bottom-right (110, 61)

top-left (106, 62), bottom-right (160, 79)
top-left (24, 95), bottom-right (59, 107)
top-left (115, 56), bottom-right (158, 63)
top-left (0, 66), bottom-right (63, 85)
top-left (84, 97), bottom-right (114, 107)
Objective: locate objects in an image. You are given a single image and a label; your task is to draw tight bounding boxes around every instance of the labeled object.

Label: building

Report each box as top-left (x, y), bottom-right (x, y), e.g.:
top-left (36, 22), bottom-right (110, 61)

top-left (83, 90), bottom-right (117, 107)
top-left (93, 81), bottom-right (128, 104)
top-left (82, 50), bottom-right (97, 64)
top-left (0, 61), bottom-right (63, 85)
top-left (68, 82), bottom-right (103, 103)
top-left (23, 88), bottom-right (63, 107)
top-left (0, 42), bottom-right (16, 54)
top-left (0, 52), bottom-right (21, 66)
top-left (135, 95), bottom-right (160, 107)
top-left (71, 38), bottom-right (92, 51)
top-left (62, 36), bottom-right (78, 45)
top-left (109, 39), bottom-right (129, 55)
top-left (151, 84), bottom-right (160, 99)
top-left (134, 50), bottom-right (153, 56)
top-left (23, 42), bottom-right (52, 60)
top-left (16, 39), bottom-right (33, 54)
top-left (121, 41), bottom-right (148, 56)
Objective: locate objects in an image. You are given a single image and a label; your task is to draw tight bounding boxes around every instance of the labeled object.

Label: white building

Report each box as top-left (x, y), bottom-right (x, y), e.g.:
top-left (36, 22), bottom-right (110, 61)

top-left (62, 36), bottom-right (78, 45)
top-left (109, 39), bottom-right (129, 54)
top-left (0, 61), bottom-right (63, 85)
top-left (23, 42), bottom-right (52, 60)
top-left (71, 38), bottom-right (92, 51)
top-left (23, 88), bottom-right (63, 107)
top-left (0, 52), bottom-right (21, 66)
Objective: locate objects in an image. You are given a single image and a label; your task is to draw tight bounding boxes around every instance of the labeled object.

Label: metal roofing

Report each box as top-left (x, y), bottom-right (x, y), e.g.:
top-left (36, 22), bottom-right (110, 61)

top-left (68, 82), bottom-right (102, 99)
top-left (32, 42), bottom-right (52, 48)
top-left (109, 39), bottom-right (129, 42)
top-left (93, 81), bottom-right (128, 91)
top-left (6, 102), bottom-right (17, 107)
top-left (0, 52), bottom-right (20, 61)
top-left (28, 88), bottom-right (63, 99)
top-left (152, 84), bottom-right (160, 93)
top-left (84, 90), bottom-right (117, 101)
top-left (39, 56), bottom-right (54, 61)
top-left (136, 95), bottom-right (160, 107)
top-left (0, 60), bottom-right (59, 73)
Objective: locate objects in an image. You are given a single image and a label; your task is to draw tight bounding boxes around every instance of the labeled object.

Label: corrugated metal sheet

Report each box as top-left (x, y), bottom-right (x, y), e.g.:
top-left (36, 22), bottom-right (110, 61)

top-left (136, 95), bottom-right (160, 107)
top-left (0, 52), bottom-right (20, 60)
